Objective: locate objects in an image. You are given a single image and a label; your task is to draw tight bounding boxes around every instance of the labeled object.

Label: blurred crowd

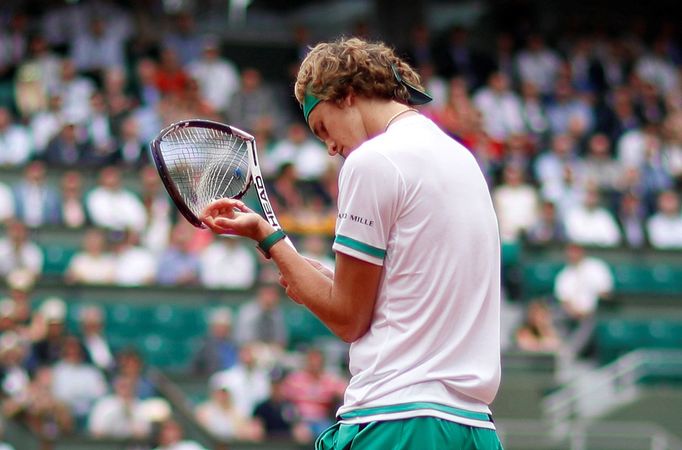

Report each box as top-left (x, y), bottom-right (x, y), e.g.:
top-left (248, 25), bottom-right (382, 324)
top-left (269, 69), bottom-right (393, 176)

top-left (0, 281), bottom-right (347, 447)
top-left (1, 0), bottom-right (682, 447)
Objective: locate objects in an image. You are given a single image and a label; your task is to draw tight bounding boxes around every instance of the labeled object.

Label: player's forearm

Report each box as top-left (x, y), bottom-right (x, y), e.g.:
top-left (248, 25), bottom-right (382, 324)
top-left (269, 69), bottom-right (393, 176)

top-left (269, 241), bottom-right (361, 342)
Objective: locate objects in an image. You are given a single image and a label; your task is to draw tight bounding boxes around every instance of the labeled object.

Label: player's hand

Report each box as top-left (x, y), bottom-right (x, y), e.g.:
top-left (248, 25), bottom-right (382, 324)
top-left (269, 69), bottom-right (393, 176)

top-left (201, 198), bottom-right (271, 240)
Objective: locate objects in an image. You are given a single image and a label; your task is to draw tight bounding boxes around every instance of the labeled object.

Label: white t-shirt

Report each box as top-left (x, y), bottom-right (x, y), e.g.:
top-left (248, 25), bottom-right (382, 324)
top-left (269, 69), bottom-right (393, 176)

top-left (564, 206), bottom-right (621, 247)
top-left (493, 184), bottom-right (539, 242)
top-left (554, 257), bottom-right (613, 315)
top-left (646, 214), bottom-right (682, 249)
top-left (332, 115), bottom-right (501, 429)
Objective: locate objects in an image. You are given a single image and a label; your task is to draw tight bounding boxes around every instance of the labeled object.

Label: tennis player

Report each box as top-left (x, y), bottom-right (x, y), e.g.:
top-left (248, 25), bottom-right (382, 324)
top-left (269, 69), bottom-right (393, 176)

top-left (202, 37), bottom-right (503, 449)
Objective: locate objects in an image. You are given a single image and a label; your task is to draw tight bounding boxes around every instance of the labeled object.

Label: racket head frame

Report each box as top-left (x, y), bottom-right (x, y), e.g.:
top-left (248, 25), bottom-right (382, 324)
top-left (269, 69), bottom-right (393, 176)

top-left (150, 119), bottom-right (282, 231)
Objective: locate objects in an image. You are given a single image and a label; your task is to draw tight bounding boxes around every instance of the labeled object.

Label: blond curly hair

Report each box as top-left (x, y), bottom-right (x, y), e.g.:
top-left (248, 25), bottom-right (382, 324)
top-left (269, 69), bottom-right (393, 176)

top-left (294, 37), bottom-right (424, 106)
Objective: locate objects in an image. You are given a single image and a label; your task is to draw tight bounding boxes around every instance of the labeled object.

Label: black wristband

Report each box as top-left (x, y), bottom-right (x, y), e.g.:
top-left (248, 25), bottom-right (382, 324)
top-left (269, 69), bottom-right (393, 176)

top-left (257, 229), bottom-right (286, 259)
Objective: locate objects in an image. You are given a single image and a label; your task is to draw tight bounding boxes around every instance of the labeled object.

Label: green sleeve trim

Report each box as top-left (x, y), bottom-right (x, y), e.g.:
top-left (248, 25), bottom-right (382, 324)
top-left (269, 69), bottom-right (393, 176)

top-left (340, 402), bottom-right (492, 422)
top-left (335, 234), bottom-right (386, 259)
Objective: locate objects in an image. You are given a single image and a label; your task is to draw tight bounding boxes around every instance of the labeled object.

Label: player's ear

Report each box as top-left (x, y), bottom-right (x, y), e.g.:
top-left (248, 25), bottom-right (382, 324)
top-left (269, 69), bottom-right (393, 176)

top-left (342, 91), bottom-right (355, 107)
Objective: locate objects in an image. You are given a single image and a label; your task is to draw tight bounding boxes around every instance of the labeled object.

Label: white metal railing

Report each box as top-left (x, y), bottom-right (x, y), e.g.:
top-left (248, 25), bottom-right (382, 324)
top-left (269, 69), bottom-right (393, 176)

top-left (543, 349), bottom-right (682, 428)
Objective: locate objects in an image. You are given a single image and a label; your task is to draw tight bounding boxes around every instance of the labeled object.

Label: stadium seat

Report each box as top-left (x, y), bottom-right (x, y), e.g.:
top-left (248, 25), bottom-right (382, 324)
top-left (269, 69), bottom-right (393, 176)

top-left (521, 261), bottom-right (563, 298)
top-left (284, 305), bottom-right (333, 349)
top-left (41, 244), bottom-right (78, 276)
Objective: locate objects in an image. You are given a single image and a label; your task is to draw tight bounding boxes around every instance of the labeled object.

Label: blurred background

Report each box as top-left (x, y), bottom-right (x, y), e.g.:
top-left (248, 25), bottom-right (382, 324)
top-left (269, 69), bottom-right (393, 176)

top-left (0, 0), bottom-right (682, 449)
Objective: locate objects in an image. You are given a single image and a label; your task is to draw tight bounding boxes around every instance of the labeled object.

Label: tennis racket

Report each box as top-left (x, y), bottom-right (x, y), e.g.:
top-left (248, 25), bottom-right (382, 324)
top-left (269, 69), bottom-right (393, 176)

top-left (150, 119), bottom-right (282, 232)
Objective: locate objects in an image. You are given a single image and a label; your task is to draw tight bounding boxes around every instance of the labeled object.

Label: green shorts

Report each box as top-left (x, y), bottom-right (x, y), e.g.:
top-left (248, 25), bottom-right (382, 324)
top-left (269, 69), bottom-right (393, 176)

top-left (315, 416), bottom-right (504, 450)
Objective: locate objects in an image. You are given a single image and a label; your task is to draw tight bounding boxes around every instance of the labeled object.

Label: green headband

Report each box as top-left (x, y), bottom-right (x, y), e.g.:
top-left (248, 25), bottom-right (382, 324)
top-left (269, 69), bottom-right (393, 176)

top-left (302, 90), bottom-right (322, 124)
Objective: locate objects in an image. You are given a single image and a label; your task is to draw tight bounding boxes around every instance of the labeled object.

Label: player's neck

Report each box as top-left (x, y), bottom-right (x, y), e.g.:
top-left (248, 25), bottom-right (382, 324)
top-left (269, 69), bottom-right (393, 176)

top-left (359, 99), bottom-right (418, 137)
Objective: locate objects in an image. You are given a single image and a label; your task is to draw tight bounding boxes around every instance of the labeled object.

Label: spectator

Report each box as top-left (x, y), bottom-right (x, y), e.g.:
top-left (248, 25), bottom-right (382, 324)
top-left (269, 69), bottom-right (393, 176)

top-left (662, 112), bottom-right (682, 188)
top-left (14, 34), bottom-right (62, 118)
top-left (43, 118), bottom-right (92, 167)
top-left (195, 380), bottom-right (261, 442)
top-left (565, 36), bottom-right (597, 94)
top-left (187, 37), bottom-right (240, 114)
top-left (545, 77), bottom-right (595, 137)
top-left (1, 365), bottom-right (74, 440)
top-left (229, 67), bottom-right (285, 133)
top-left (433, 25), bottom-right (491, 90)
top-left (191, 307), bottom-right (239, 376)
top-left (592, 37), bottom-right (630, 93)
top-left (554, 243), bottom-right (613, 357)
top-left (88, 375), bottom-right (152, 439)
top-left (235, 283), bottom-right (288, 353)
top-left (156, 222), bottom-right (200, 286)
top-left (616, 192), bottom-right (648, 248)
top-left (0, 11), bottom-right (28, 79)
top-left (103, 68), bottom-right (135, 136)
top-left (162, 12), bottom-right (204, 66)
top-left (616, 120), bottom-right (661, 171)
top-left (0, 331), bottom-right (30, 405)
top-left (515, 33), bottom-right (562, 98)
top-left (139, 165), bottom-right (172, 253)
top-left (65, 228), bottom-right (116, 285)
top-left (0, 107), bottom-right (32, 167)
top-left (400, 23), bottom-right (436, 70)
top-left (53, 58), bottom-right (96, 125)
top-left (430, 76), bottom-right (479, 143)
top-left (12, 160), bottom-right (61, 228)
top-left (154, 47), bottom-right (190, 97)
top-left (77, 304), bottom-right (115, 374)
top-left (82, 92), bottom-right (117, 167)
top-left (70, 16), bottom-right (128, 76)
top-left (58, 170), bottom-right (89, 229)
top-left (515, 300), bottom-right (561, 353)
top-left (152, 419), bottom-right (207, 450)
top-left (0, 219), bottom-right (43, 279)
top-left (0, 299), bottom-right (18, 335)
top-left (582, 133), bottom-right (623, 196)
top-left (472, 71), bottom-right (525, 142)
top-left (199, 237), bottom-right (257, 289)
top-left (268, 163), bottom-right (305, 216)
top-left (563, 186), bottom-right (621, 247)
top-left (639, 133), bottom-right (674, 208)
top-left (534, 133), bottom-right (583, 204)
top-left (597, 85), bottom-right (640, 143)
top-left (86, 166), bottom-right (147, 233)
top-left (3, 270), bottom-right (34, 338)
top-left (112, 229), bottom-right (157, 287)
top-left (646, 190), bottom-right (682, 249)
top-left (252, 369), bottom-right (309, 443)
top-left (29, 94), bottom-right (64, 156)
top-left (51, 335), bottom-right (108, 425)
top-left (519, 80), bottom-right (550, 145)
top-left (281, 348), bottom-right (346, 439)
top-left (132, 57), bottom-right (162, 108)
top-left (0, 181), bottom-right (15, 222)
top-left (116, 115), bottom-right (149, 167)
top-left (269, 122), bottom-right (329, 185)
top-left (115, 347), bottom-right (156, 400)
top-left (555, 243), bottom-right (614, 319)
top-left (210, 343), bottom-right (270, 418)
top-left (635, 80), bottom-right (667, 127)
top-left (29, 297), bottom-right (68, 369)
top-left (635, 36), bottom-right (680, 95)
top-left (492, 164), bottom-right (540, 242)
